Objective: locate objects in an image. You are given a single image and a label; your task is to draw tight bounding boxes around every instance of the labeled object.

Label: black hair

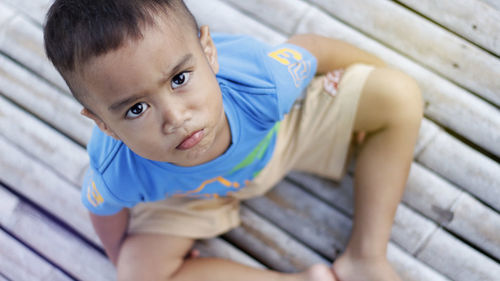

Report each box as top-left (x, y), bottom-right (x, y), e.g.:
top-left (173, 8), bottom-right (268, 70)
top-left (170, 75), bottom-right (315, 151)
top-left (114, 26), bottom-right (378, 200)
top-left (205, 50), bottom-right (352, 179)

top-left (44, 0), bottom-right (198, 105)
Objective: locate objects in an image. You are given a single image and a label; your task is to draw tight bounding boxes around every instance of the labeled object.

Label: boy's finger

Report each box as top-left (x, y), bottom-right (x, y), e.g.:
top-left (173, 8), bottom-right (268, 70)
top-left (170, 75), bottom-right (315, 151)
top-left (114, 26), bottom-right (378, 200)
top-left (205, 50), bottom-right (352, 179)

top-left (184, 249), bottom-right (200, 259)
top-left (356, 131), bottom-right (366, 144)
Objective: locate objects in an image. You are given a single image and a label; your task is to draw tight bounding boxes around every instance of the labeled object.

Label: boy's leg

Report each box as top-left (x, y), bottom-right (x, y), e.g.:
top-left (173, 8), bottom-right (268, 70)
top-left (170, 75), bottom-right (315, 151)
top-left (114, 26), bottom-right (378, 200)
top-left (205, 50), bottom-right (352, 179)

top-left (333, 67), bottom-right (423, 281)
top-left (116, 232), bottom-right (337, 281)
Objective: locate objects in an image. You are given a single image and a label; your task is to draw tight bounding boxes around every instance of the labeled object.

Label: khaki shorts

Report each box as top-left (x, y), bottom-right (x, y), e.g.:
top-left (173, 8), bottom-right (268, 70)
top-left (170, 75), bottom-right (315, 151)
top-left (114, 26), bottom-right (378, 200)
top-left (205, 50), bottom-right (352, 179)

top-left (128, 64), bottom-right (375, 239)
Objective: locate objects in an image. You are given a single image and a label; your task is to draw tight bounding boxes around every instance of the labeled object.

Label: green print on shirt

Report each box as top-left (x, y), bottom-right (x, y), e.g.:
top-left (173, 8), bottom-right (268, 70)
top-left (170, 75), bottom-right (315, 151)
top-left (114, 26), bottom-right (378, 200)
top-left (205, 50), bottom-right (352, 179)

top-left (229, 121), bottom-right (281, 176)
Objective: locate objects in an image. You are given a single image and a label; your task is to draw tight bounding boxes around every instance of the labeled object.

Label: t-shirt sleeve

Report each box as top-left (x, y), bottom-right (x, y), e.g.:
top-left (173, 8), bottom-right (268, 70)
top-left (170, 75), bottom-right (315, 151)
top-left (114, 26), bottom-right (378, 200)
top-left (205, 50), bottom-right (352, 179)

top-left (263, 43), bottom-right (318, 117)
top-left (81, 166), bottom-right (124, 216)
top-left (214, 34), bottom-right (317, 124)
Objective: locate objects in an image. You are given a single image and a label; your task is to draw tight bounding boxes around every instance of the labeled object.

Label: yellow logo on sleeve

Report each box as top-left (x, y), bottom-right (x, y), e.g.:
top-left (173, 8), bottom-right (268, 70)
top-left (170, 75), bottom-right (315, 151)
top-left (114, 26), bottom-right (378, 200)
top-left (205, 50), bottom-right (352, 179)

top-left (268, 48), bottom-right (311, 88)
top-left (268, 48), bottom-right (303, 65)
top-left (87, 181), bottom-right (104, 207)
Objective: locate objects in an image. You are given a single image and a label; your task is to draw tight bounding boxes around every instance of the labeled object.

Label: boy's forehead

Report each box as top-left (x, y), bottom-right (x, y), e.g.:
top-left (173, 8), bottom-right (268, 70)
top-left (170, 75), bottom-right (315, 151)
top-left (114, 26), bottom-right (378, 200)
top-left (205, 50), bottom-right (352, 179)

top-left (79, 10), bottom-right (197, 68)
top-left (81, 14), bottom-right (193, 71)
top-left (75, 17), bottom-right (199, 110)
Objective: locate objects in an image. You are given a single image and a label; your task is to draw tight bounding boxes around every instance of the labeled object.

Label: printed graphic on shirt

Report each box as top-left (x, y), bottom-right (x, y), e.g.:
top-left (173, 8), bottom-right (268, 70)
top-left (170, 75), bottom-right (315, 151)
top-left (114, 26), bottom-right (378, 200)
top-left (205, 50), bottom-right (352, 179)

top-left (229, 122), bottom-right (280, 176)
top-left (174, 177), bottom-right (251, 199)
top-left (323, 69), bottom-right (344, 97)
top-left (268, 48), bottom-right (312, 88)
top-left (87, 180), bottom-right (104, 207)
top-left (172, 122), bottom-right (281, 199)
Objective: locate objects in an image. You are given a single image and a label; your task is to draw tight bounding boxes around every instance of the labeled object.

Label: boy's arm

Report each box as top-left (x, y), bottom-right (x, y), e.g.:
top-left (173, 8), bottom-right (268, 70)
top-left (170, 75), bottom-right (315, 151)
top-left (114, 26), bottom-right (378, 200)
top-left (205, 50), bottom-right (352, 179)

top-left (89, 208), bottom-right (129, 266)
top-left (286, 34), bottom-right (386, 72)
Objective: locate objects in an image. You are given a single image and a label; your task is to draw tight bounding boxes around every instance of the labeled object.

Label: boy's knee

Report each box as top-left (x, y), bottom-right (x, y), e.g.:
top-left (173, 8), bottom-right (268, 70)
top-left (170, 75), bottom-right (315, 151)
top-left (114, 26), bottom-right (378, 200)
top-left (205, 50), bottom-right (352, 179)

top-left (356, 67), bottom-right (423, 132)
top-left (372, 67), bottom-right (423, 125)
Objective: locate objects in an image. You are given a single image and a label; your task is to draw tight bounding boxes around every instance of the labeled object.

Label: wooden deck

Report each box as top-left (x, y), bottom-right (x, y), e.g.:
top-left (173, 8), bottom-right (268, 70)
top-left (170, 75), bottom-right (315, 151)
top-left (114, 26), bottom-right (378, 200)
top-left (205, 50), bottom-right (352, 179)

top-left (1, 0), bottom-right (499, 280)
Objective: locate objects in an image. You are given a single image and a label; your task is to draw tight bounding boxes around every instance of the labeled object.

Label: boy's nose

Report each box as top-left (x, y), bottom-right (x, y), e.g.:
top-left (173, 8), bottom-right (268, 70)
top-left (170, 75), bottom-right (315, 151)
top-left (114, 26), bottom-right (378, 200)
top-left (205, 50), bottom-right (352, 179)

top-left (160, 101), bottom-right (190, 134)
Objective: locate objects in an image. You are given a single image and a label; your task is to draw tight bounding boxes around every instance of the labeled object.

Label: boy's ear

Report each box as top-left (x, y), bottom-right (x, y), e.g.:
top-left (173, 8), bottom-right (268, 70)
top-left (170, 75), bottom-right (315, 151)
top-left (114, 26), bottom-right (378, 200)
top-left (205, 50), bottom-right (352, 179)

top-left (81, 108), bottom-right (121, 140)
top-left (199, 25), bottom-right (219, 74)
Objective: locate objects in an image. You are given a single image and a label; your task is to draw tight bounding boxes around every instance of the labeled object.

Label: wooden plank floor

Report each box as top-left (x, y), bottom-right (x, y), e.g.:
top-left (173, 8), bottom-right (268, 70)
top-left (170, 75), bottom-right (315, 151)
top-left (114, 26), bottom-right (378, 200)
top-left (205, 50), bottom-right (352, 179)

top-left (1, 0), bottom-right (499, 280)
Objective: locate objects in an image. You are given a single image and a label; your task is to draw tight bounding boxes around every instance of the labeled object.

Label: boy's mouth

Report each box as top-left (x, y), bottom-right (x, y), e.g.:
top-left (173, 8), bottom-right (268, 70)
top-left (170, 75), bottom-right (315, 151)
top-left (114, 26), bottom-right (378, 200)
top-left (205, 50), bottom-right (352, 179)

top-left (176, 129), bottom-right (205, 150)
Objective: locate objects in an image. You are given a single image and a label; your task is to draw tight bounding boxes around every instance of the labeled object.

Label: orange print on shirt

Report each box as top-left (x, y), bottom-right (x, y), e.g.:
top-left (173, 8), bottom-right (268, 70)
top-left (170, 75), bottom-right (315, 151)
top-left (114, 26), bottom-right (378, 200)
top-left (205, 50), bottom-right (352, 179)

top-left (87, 181), bottom-right (104, 207)
top-left (184, 176), bottom-right (242, 196)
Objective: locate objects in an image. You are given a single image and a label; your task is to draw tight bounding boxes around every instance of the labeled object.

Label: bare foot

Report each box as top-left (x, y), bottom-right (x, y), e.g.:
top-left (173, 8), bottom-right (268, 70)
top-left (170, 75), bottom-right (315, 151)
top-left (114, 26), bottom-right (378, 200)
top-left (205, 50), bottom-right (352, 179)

top-left (332, 253), bottom-right (401, 281)
top-left (303, 264), bottom-right (337, 281)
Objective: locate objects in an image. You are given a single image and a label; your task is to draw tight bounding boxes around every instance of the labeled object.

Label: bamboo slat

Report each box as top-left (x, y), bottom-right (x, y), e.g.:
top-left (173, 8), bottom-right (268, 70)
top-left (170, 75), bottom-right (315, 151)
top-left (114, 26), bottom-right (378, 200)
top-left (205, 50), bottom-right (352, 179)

top-left (0, 228), bottom-right (72, 281)
top-left (309, 0), bottom-right (500, 107)
top-left (289, 159), bottom-right (500, 261)
top-left (225, 207), bottom-right (328, 272)
top-left (221, 0), bottom-right (312, 35)
top-left (387, 244), bottom-right (451, 281)
top-left (0, 1), bottom-right (15, 27)
top-left (2, 0), bottom-right (52, 25)
top-left (0, 185), bottom-right (115, 281)
top-left (394, 0), bottom-right (500, 56)
top-left (417, 228), bottom-right (500, 281)
top-left (194, 238), bottom-right (265, 270)
top-left (1, 188), bottom-right (57, 281)
top-left (282, 174), bottom-right (500, 280)
top-left (405, 164), bottom-right (500, 259)
top-left (0, 95), bottom-right (88, 185)
top-left (0, 8), bottom-right (69, 93)
top-left (186, 0), bottom-right (284, 44)
top-left (0, 134), bottom-right (98, 244)
top-left (246, 181), bottom-right (452, 281)
top-left (417, 120), bottom-right (500, 212)
top-left (481, 0), bottom-right (500, 11)
top-left (0, 55), bottom-right (92, 145)
top-left (247, 182), bottom-right (351, 258)
top-left (247, 181), bottom-right (437, 256)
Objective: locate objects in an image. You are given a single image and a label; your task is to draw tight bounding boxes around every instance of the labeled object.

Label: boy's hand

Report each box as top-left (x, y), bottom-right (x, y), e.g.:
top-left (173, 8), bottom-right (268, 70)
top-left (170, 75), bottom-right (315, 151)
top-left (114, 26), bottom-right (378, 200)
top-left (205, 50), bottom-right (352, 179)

top-left (332, 251), bottom-right (401, 281)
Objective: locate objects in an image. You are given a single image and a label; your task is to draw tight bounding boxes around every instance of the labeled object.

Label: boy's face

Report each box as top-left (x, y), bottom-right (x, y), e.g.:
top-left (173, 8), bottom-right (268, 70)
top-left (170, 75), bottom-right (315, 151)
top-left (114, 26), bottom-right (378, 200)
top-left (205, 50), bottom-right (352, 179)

top-left (78, 18), bottom-right (229, 167)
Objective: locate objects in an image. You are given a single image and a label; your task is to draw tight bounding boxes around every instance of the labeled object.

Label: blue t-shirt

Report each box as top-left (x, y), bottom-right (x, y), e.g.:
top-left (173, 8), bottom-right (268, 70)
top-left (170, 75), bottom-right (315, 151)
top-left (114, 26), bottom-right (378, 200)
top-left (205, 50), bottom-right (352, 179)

top-left (82, 34), bottom-right (317, 215)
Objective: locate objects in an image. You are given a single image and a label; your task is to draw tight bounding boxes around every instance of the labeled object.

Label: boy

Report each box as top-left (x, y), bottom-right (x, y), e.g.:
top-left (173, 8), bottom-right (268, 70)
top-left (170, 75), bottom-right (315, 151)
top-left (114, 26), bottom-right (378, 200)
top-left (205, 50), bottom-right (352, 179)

top-left (44, 0), bottom-right (423, 280)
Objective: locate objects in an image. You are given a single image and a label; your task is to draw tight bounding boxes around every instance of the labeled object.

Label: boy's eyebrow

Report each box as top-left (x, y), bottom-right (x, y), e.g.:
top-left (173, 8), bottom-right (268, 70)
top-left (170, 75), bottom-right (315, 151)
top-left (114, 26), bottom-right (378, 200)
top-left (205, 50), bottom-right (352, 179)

top-left (108, 54), bottom-right (194, 113)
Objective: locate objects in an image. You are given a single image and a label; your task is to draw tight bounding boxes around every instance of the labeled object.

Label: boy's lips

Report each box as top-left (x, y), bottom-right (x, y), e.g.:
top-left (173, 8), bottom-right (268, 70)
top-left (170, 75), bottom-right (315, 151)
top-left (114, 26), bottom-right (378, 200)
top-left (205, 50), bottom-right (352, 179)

top-left (176, 129), bottom-right (205, 150)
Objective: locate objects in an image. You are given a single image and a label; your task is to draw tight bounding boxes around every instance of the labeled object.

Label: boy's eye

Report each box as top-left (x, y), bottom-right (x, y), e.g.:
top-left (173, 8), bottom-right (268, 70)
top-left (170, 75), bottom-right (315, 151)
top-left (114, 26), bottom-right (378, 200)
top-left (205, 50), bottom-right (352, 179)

top-left (171, 72), bottom-right (191, 89)
top-left (126, 102), bottom-right (149, 119)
